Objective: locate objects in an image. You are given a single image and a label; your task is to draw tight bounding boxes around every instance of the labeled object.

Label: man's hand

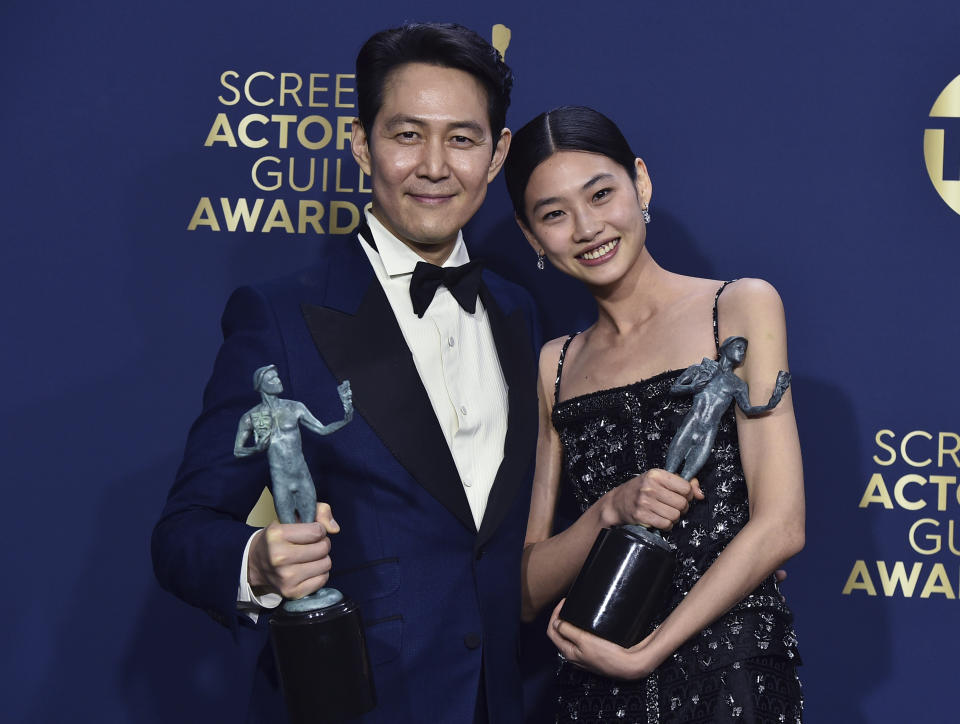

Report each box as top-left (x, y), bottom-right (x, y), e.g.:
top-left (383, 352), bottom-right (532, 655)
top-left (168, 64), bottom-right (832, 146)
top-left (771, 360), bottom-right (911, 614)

top-left (248, 502), bottom-right (340, 599)
top-left (602, 470), bottom-right (704, 530)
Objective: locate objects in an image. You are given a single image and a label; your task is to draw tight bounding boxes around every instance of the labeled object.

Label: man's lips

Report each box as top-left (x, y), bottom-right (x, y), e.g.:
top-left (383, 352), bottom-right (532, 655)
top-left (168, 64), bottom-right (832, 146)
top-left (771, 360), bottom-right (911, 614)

top-left (407, 192), bottom-right (457, 204)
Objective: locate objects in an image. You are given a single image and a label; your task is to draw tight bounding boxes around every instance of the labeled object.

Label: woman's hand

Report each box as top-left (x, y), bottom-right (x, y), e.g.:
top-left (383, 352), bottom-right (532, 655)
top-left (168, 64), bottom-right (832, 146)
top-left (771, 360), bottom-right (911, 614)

top-left (547, 600), bottom-right (666, 680)
top-left (602, 470), bottom-right (704, 530)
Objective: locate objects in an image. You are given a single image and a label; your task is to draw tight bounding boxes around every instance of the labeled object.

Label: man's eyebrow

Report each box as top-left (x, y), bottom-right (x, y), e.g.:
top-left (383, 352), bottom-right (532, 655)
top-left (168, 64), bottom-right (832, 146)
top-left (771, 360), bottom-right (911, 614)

top-left (531, 174), bottom-right (617, 213)
top-left (382, 115), bottom-right (426, 130)
top-left (381, 116), bottom-right (486, 136)
top-left (447, 120), bottom-right (486, 136)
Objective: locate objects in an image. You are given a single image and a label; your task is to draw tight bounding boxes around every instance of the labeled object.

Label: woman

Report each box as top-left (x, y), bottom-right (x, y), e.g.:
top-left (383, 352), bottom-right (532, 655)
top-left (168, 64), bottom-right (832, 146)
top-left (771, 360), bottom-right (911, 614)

top-left (506, 107), bottom-right (804, 723)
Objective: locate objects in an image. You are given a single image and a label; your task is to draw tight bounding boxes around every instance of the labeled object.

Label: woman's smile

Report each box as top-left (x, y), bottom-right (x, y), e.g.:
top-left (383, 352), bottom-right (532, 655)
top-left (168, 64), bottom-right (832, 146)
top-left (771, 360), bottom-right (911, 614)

top-left (576, 238), bottom-right (620, 265)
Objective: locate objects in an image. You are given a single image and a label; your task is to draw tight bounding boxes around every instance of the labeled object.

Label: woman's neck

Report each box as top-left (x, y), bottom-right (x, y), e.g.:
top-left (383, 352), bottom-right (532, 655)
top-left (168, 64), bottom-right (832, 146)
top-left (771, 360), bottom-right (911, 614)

top-left (591, 250), bottom-right (676, 336)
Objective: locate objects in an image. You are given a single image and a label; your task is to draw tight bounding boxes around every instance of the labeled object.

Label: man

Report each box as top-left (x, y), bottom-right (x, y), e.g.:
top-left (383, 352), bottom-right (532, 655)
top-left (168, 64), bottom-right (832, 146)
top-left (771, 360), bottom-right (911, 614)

top-left (152, 23), bottom-right (540, 724)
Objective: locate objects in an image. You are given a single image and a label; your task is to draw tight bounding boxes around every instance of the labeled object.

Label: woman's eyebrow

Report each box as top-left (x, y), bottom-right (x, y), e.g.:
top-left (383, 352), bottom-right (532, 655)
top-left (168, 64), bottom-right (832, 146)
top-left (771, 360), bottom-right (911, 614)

top-left (531, 173), bottom-right (616, 213)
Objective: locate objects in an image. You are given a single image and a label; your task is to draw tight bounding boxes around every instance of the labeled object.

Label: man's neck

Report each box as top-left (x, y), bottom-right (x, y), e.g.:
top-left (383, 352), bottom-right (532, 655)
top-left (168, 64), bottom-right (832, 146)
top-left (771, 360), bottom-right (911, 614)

top-left (404, 239), bottom-right (455, 266)
top-left (369, 207), bottom-right (459, 266)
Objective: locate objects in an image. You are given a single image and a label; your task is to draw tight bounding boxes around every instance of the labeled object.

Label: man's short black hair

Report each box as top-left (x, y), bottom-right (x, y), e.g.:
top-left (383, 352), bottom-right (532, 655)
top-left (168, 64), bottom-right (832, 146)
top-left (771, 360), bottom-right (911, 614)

top-left (356, 22), bottom-right (513, 138)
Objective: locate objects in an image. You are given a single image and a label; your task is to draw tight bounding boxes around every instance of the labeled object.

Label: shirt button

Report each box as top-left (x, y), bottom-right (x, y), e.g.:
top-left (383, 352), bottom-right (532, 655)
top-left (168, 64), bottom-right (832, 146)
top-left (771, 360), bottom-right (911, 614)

top-left (463, 478), bottom-right (472, 488)
top-left (464, 632), bottom-right (482, 650)
top-left (448, 336), bottom-right (456, 347)
top-left (459, 405), bottom-right (468, 416)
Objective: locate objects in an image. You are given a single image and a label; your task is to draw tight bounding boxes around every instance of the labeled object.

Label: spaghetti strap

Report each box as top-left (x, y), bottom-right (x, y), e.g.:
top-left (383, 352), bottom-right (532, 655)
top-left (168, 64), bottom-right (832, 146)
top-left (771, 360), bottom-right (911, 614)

top-left (554, 332), bottom-right (580, 405)
top-left (713, 280), bottom-right (738, 355)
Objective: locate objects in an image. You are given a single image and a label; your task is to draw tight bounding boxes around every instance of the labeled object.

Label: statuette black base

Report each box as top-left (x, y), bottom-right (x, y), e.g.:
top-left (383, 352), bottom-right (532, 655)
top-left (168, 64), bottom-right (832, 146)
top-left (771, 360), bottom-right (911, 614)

top-left (270, 597), bottom-right (376, 724)
top-left (559, 526), bottom-right (675, 648)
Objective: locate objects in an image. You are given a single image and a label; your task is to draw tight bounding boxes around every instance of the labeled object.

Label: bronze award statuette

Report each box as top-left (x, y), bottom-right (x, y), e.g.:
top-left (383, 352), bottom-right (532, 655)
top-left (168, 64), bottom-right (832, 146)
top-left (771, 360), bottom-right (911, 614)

top-left (235, 366), bottom-right (375, 724)
top-left (559, 337), bottom-right (791, 647)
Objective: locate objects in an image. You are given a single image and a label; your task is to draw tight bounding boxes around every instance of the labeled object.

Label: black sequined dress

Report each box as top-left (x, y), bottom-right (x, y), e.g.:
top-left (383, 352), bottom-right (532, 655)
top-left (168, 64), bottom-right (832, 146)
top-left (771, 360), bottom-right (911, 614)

top-left (552, 282), bottom-right (802, 724)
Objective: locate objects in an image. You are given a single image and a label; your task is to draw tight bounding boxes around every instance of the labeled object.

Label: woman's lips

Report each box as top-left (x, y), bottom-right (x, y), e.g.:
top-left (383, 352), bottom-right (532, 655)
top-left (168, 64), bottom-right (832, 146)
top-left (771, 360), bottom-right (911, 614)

top-left (576, 238), bottom-right (620, 266)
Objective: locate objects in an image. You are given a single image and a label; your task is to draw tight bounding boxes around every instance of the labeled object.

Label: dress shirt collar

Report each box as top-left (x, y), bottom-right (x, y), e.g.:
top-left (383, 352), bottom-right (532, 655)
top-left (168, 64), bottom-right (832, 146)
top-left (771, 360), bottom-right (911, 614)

top-left (364, 209), bottom-right (470, 277)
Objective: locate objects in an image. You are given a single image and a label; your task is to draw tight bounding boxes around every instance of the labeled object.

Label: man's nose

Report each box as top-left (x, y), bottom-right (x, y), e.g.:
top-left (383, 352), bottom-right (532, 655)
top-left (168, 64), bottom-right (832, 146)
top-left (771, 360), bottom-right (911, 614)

top-left (417, 137), bottom-right (450, 180)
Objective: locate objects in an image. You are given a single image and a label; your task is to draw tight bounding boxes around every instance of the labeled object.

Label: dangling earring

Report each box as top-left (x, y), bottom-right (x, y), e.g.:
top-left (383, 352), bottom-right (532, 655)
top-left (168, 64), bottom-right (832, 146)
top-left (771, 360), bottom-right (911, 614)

top-left (536, 251), bottom-right (545, 271)
top-left (641, 202), bottom-right (651, 224)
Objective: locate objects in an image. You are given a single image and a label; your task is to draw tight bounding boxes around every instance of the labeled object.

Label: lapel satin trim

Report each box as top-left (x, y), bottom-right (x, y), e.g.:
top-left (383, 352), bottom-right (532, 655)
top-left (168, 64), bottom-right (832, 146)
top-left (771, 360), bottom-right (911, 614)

top-left (301, 274), bottom-right (477, 535)
top-left (475, 283), bottom-right (538, 550)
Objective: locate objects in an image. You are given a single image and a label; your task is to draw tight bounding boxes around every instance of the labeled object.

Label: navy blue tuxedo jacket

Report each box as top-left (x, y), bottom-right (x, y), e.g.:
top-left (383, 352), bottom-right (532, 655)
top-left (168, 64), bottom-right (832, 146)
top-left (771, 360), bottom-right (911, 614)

top-left (152, 230), bottom-right (540, 723)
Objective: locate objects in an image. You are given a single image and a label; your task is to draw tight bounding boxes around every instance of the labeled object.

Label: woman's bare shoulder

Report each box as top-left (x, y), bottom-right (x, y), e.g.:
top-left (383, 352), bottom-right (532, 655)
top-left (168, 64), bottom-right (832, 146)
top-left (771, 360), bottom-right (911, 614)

top-left (715, 278), bottom-right (789, 371)
top-left (537, 335), bottom-right (574, 380)
top-left (540, 334), bottom-right (571, 360)
top-left (717, 278), bottom-right (785, 325)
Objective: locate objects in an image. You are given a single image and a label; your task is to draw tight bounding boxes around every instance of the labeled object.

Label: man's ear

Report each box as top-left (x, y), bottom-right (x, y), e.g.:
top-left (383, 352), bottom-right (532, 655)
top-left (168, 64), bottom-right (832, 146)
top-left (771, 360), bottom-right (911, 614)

top-left (487, 128), bottom-right (512, 183)
top-left (351, 119), bottom-right (372, 176)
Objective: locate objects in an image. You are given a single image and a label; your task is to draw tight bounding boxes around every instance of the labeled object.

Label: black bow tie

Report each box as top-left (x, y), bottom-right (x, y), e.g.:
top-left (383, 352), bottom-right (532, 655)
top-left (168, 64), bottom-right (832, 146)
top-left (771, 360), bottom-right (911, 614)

top-left (409, 260), bottom-right (484, 318)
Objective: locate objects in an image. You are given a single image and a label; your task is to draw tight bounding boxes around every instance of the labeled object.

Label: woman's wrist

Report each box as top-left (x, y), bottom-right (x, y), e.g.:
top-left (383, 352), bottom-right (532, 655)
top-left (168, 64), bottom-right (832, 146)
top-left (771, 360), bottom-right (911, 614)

top-left (596, 489), bottom-right (622, 529)
top-left (626, 628), bottom-right (670, 679)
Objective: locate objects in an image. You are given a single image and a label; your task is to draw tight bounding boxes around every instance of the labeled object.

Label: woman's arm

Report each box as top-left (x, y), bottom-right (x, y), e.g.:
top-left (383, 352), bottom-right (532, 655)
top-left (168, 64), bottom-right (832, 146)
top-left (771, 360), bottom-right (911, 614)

top-left (548, 278), bottom-right (805, 677)
top-left (521, 339), bottom-right (701, 622)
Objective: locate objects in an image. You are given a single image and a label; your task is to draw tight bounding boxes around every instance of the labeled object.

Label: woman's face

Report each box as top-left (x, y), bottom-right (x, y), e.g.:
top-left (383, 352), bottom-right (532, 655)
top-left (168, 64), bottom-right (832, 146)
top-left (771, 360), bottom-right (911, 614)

top-left (520, 150), bottom-right (650, 287)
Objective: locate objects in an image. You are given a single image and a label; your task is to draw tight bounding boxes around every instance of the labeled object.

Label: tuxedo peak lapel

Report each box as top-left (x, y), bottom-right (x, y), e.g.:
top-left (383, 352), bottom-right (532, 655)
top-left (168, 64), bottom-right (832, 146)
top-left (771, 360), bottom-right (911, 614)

top-left (316, 234), bottom-right (374, 315)
top-left (475, 283), bottom-right (538, 549)
top-left (301, 248), bottom-right (476, 535)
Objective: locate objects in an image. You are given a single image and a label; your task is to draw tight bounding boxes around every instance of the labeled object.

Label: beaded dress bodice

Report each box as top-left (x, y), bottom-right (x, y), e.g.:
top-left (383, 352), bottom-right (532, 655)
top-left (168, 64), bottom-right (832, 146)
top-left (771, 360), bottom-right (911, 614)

top-left (551, 283), bottom-right (800, 679)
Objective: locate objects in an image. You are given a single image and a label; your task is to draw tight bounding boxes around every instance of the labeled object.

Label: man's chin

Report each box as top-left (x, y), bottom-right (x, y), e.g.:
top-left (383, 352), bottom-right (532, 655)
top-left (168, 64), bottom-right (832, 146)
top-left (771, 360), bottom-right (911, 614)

top-left (397, 221), bottom-right (461, 250)
top-left (403, 232), bottom-right (458, 256)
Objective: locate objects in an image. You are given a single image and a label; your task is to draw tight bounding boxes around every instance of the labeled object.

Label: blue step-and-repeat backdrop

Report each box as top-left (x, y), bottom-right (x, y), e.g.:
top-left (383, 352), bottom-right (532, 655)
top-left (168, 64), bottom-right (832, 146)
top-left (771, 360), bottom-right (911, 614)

top-left (4, 1), bottom-right (959, 721)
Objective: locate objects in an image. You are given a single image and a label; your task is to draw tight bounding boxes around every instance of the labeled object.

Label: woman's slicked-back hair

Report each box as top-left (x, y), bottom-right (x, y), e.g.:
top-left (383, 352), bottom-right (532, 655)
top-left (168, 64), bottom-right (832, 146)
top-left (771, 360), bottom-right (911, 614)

top-left (505, 106), bottom-right (637, 226)
top-left (355, 22), bottom-right (513, 139)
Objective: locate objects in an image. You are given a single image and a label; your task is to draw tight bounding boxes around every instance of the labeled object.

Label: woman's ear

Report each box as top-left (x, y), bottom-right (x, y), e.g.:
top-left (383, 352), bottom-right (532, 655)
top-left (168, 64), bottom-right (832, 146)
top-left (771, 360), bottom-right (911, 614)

top-left (515, 214), bottom-right (543, 256)
top-left (634, 157), bottom-right (652, 206)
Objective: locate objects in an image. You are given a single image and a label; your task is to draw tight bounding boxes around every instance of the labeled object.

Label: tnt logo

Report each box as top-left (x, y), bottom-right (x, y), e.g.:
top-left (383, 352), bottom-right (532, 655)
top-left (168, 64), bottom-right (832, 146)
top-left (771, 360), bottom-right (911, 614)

top-left (924, 74), bottom-right (960, 216)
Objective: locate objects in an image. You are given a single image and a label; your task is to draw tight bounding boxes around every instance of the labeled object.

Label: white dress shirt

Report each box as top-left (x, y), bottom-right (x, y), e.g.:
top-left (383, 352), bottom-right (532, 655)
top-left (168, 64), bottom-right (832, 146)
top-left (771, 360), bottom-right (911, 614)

top-left (238, 210), bottom-right (509, 617)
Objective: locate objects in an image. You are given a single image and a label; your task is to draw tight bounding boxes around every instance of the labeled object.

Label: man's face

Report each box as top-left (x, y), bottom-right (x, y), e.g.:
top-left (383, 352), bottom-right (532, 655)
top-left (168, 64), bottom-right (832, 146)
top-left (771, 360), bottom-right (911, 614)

top-left (351, 62), bottom-right (511, 262)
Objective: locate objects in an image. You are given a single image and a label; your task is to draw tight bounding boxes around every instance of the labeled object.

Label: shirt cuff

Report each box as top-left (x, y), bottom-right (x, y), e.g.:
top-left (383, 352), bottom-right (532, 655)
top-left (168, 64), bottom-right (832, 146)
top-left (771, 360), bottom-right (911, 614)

top-left (238, 529), bottom-right (282, 623)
